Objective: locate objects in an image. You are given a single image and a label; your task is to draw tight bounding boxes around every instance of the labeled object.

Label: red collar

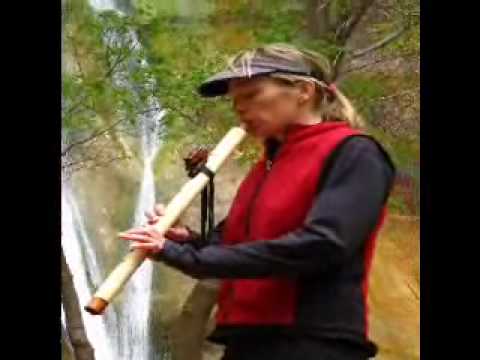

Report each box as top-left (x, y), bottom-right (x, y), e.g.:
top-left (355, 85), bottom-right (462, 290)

top-left (284, 121), bottom-right (350, 144)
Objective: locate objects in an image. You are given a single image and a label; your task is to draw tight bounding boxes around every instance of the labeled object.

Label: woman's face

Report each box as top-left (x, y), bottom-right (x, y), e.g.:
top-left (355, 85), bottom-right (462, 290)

top-left (229, 76), bottom-right (313, 140)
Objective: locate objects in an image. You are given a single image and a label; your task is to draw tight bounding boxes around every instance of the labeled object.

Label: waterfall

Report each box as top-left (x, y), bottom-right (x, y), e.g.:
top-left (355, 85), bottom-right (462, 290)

top-left (62, 181), bottom-right (117, 360)
top-left (62, 102), bottom-right (164, 359)
top-left (62, 0), bottom-right (168, 358)
top-left (62, 111), bottom-right (166, 360)
top-left (116, 105), bottom-right (165, 360)
top-left (89, 0), bottom-right (118, 12)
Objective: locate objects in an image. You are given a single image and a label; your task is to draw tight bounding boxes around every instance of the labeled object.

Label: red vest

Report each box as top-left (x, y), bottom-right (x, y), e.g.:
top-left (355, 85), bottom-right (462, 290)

top-left (216, 121), bottom-right (378, 326)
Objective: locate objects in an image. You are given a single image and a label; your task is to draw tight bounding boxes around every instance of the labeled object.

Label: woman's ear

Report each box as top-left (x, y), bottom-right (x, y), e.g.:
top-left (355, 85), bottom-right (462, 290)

top-left (297, 81), bottom-right (316, 105)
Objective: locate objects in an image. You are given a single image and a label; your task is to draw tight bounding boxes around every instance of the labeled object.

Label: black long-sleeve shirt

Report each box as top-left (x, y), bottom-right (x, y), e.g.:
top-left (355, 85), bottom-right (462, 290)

top-left (154, 136), bottom-right (396, 279)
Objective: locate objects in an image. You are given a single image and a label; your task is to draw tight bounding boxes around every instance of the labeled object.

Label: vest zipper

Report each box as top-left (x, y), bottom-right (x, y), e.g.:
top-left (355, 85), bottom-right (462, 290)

top-left (224, 155), bottom-right (276, 322)
top-left (245, 159), bottom-right (273, 241)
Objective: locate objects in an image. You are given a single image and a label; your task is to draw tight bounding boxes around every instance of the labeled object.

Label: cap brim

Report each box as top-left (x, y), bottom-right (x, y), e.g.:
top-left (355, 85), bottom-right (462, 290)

top-left (198, 68), bottom-right (275, 98)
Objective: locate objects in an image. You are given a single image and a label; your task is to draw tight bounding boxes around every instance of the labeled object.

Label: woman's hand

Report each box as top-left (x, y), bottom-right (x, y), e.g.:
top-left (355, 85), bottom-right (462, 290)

top-left (118, 225), bottom-right (166, 255)
top-left (118, 203), bottom-right (193, 259)
top-left (144, 204), bottom-right (192, 242)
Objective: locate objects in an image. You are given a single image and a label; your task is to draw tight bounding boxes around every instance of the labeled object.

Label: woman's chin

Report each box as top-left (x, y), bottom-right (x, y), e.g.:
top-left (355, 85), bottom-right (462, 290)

top-left (246, 126), bottom-right (277, 141)
top-left (246, 126), bottom-right (262, 138)
top-left (251, 131), bottom-right (267, 141)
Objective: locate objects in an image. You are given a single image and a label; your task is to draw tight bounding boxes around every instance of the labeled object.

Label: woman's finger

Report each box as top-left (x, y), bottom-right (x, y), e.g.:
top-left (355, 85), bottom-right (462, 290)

top-left (145, 210), bottom-right (161, 225)
top-left (154, 204), bottom-right (165, 216)
top-left (152, 203), bottom-right (183, 228)
top-left (145, 210), bottom-right (156, 221)
top-left (165, 227), bottom-right (190, 240)
top-left (118, 233), bottom-right (152, 242)
top-left (147, 216), bottom-right (160, 225)
top-left (130, 242), bottom-right (159, 251)
top-left (165, 227), bottom-right (188, 237)
top-left (119, 227), bottom-right (151, 235)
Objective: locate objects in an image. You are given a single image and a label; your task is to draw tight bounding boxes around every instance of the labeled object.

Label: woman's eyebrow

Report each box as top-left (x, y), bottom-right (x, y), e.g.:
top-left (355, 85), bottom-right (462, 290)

top-left (239, 88), bottom-right (259, 100)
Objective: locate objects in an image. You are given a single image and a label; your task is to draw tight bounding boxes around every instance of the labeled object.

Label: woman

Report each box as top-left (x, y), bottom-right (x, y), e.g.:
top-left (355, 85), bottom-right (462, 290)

top-left (119, 44), bottom-right (396, 360)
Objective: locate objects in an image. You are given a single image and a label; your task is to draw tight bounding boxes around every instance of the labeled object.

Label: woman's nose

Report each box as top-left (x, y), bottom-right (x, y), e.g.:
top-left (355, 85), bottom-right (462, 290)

top-left (233, 99), bottom-right (247, 114)
top-left (233, 100), bottom-right (252, 126)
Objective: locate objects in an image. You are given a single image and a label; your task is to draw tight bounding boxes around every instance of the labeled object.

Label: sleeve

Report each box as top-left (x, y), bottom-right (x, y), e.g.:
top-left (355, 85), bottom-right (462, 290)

top-left (188, 219), bottom-right (226, 249)
top-left (154, 136), bottom-right (396, 279)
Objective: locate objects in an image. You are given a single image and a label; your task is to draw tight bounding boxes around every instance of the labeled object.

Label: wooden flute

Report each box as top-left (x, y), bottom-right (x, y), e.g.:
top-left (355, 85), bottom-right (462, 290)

top-left (84, 126), bottom-right (247, 315)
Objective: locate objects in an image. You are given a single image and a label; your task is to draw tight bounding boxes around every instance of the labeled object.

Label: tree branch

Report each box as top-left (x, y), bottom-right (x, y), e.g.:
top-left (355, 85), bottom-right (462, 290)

top-left (307, 0), bottom-right (333, 36)
top-left (366, 86), bottom-right (419, 103)
top-left (331, 0), bottom-right (376, 80)
top-left (105, 37), bottom-right (112, 72)
top-left (341, 54), bottom-right (411, 76)
top-left (67, 34), bottom-right (86, 80)
top-left (316, 0), bottom-right (332, 14)
top-left (62, 153), bottom-right (129, 175)
top-left (104, 40), bottom-right (136, 79)
top-left (61, 116), bottom-right (127, 156)
top-left (104, 51), bottom-right (128, 79)
top-left (350, 26), bottom-right (407, 58)
top-left (61, 323), bottom-right (74, 355)
top-left (62, 106), bottom-right (163, 157)
top-left (341, 59), bottom-right (392, 80)
top-left (335, 0), bottom-right (376, 44)
top-left (62, 93), bottom-right (88, 119)
top-left (62, 155), bottom-right (124, 169)
top-left (61, 249), bottom-right (95, 360)
top-left (335, 51), bottom-right (417, 82)
top-left (168, 107), bottom-right (198, 124)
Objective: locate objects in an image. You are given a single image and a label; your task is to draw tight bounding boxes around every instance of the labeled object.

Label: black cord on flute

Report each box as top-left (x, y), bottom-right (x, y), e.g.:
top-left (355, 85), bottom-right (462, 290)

top-left (200, 165), bottom-right (215, 245)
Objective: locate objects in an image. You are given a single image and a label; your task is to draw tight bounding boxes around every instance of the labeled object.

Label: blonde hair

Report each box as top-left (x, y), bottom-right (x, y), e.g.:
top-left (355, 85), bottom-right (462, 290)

top-left (227, 43), bottom-right (364, 129)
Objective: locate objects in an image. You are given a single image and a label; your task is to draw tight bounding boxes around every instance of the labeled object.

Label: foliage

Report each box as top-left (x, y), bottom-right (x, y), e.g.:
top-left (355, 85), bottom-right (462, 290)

top-left (62, 0), bottom-right (163, 171)
top-left (341, 73), bottom-right (386, 122)
top-left (64, 0), bottom-right (420, 214)
top-left (370, 0), bottom-right (420, 57)
top-left (368, 126), bottom-right (420, 215)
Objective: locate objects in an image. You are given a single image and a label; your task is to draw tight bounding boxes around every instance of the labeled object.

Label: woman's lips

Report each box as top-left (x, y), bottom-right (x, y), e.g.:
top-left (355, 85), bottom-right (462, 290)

top-left (247, 124), bottom-right (260, 135)
top-left (241, 117), bottom-right (262, 135)
top-left (241, 121), bottom-right (256, 133)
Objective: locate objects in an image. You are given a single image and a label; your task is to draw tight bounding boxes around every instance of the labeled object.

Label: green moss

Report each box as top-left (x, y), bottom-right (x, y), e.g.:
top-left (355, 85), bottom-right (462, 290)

top-left (343, 74), bottom-right (386, 99)
top-left (388, 195), bottom-right (410, 215)
top-left (367, 126), bottom-right (419, 169)
top-left (341, 74), bottom-right (387, 124)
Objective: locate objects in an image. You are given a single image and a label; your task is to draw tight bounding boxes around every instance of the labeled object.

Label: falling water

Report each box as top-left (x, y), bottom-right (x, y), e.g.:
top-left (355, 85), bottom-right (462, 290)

top-left (61, 304), bottom-right (69, 347)
top-left (62, 0), bottom-right (167, 358)
top-left (62, 181), bottom-right (117, 360)
top-left (116, 104), bottom-right (165, 360)
top-left (62, 101), bottom-right (165, 359)
top-left (62, 0), bottom-right (167, 356)
top-left (62, 111), bottom-right (165, 360)
top-left (88, 0), bottom-right (119, 13)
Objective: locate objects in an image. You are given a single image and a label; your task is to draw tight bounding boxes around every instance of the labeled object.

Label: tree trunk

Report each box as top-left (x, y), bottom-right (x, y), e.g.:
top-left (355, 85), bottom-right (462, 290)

top-left (331, 0), bottom-right (376, 80)
top-left (61, 249), bottom-right (96, 360)
top-left (169, 280), bottom-right (221, 360)
top-left (307, 0), bottom-right (332, 37)
top-left (335, 0), bottom-right (375, 44)
top-left (62, 323), bottom-right (75, 360)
